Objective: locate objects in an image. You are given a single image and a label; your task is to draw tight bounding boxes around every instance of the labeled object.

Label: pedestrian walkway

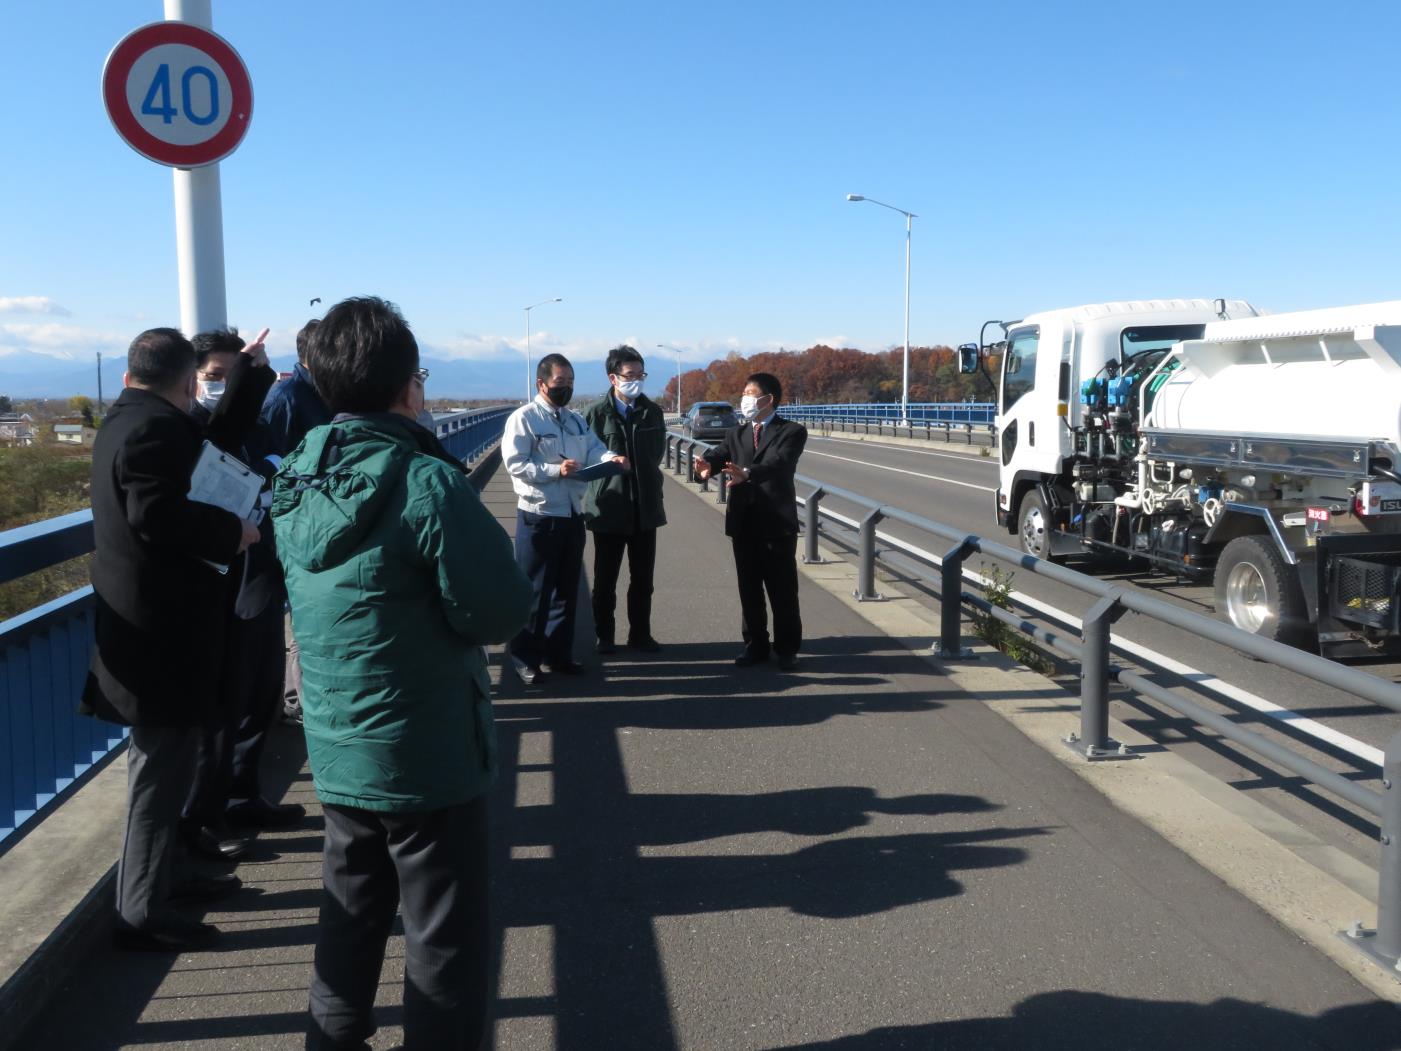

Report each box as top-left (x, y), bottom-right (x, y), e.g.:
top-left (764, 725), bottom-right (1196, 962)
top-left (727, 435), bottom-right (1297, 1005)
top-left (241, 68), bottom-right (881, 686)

top-left (16, 458), bottom-right (1401, 1049)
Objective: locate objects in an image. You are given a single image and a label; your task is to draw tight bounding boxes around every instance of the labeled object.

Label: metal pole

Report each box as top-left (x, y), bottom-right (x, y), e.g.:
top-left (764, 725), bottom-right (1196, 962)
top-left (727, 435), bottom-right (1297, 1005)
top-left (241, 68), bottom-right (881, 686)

top-left (96, 353), bottom-right (104, 413)
top-left (525, 308), bottom-right (531, 402)
top-left (1346, 728), bottom-right (1401, 971)
top-left (934, 537), bottom-right (977, 660)
top-left (854, 509), bottom-right (884, 601)
top-left (165, 0), bottom-right (226, 336)
top-left (1066, 592), bottom-right (1126, 759)
top-left (902, 211), bottom-right (911, 422)
top-left (803, 488), bottom-right (825, 564)
top-left (676, 349), bottom-right (682, 416)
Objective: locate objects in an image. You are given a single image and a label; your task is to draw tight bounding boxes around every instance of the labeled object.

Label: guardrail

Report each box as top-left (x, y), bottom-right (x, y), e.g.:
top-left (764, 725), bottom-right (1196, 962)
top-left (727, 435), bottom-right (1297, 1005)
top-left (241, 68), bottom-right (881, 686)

top-left (783, 401), bottom-right (995, 425)
top-left (0, 409), bottom-right (512, 849)
top-left (800, 415), bottom-right (997, 446)
top-left (664, 429), bottom-right (1401, 977)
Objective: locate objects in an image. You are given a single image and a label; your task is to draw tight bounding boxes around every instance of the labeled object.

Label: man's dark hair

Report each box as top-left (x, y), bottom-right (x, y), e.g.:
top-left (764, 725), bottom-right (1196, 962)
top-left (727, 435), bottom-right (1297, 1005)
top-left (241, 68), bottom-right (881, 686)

top-left (310, 297), bottom-right (419, 414)
top-left (127, 328), bottom-right (195, 389)
top-left (295, 319), bottom-right (320, 364)
top-left (747, 371), bottom-right (783, 407)
top-left (605, 345), bottom-right (644, 376)
top-left (191, 327), bottom-right (242, 368)
top-left (536, 353), bottom-right (572, 384)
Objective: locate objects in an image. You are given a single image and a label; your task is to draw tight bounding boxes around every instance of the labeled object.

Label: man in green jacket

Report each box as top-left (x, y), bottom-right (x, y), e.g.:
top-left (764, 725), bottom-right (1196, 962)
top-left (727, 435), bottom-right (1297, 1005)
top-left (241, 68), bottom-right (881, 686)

top-left (583, 345), bottom-right (668, 653)
top-left (272, 297), bottom-right (530, 1051)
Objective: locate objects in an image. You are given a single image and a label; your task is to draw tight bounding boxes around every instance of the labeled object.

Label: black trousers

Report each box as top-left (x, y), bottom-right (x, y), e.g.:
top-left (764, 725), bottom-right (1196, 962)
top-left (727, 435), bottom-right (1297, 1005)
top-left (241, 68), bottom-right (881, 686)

top-left (183, 600), bottom-right (285, 826)
top-left (590, 528), bottom-right (657, 642)
top-left (731, 532), bottom-right (802, 657)
top-left (308, 797), bottom-right (491, 1051)
top-left (510, 510), bottom-right (586, 666)
top-left (118, 724), bottom-right (197, 928)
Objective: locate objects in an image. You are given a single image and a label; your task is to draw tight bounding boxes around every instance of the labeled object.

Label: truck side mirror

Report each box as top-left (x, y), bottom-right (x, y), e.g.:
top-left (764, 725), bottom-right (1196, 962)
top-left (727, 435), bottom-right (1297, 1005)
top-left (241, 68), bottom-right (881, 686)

top-left (957, 343), bottom-right (980, 375)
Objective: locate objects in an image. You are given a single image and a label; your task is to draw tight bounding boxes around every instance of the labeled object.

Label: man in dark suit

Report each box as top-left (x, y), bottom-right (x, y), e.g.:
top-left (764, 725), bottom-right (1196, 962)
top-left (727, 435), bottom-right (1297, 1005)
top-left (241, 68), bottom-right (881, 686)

top-left (81, 327), bottom-right (261, 951)
top-left (696, 372), bottom-right (808, 670)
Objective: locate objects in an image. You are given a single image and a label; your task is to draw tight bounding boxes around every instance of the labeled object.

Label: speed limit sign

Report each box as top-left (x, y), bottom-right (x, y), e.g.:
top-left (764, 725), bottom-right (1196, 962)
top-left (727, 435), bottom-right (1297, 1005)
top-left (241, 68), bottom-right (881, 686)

top-left (102, 22), bottom-right (253, 168)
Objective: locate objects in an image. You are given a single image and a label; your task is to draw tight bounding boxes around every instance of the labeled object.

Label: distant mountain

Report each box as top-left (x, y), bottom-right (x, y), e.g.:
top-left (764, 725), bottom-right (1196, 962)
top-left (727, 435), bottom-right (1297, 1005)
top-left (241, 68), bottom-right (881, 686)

top-left (0, 351), bottom-right (584, 401)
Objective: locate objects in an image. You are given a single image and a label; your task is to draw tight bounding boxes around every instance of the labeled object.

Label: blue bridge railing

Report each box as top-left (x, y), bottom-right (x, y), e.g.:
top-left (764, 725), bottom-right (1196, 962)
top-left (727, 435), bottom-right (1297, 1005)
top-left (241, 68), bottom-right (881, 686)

top-left (783, 402), bottom-right (996, 426)
top-left (0, 511), bottom-right (118, 848)
top-left (0, 408), bottom-right (513, 847)
top-left (432, 406), bottom-right (514, 463)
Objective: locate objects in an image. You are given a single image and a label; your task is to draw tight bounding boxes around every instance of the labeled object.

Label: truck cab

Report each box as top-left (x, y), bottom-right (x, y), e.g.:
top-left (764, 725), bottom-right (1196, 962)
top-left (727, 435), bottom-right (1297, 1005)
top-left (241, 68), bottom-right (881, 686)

top-left (993, 299), bottom-right (1258, 556)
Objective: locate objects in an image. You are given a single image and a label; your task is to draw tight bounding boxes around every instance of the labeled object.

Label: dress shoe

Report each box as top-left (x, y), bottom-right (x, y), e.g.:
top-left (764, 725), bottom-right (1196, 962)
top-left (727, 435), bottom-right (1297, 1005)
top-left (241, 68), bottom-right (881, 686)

top-left (734, 648), bottom-right (770, 667)
top-left (114, 917), bottom-right (220, 952)
top-left (596, 637), bottom-right (617, 655)
top-left (169, 873), bottom-right (243, 903)
top-left (627, 636), bottom-right (662, 653)
top-left (776, 653), bottom-right (799, 671)
top-left (188, 824), bottom-right (248, 862)
top-left (512, 657), bottom-right (545, 685)
top-left (225, 796), bottom-right (305, 828)
top-left (544, 660), bottom-right (587, 675)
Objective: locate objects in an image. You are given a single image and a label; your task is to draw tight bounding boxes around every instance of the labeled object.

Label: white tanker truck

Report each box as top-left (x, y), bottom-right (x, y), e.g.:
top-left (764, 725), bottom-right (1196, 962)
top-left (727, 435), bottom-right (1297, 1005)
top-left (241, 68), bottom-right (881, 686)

top-left (959, 298), bottom-right (1401, 656)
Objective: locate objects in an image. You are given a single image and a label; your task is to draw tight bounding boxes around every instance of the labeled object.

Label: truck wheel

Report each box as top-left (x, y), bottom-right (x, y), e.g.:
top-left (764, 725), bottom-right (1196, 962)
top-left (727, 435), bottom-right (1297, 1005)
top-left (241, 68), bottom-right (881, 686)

top-left (1213, 535), bottom-right (1306, 644)
top-left (1017, 491), bottom-right (1062, 563)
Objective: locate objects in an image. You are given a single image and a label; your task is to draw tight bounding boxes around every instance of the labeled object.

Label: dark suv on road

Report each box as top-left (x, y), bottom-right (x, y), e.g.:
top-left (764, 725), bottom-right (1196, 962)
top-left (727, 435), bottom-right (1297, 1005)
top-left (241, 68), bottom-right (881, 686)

top-left (682, 402), bottom-right (738, 440)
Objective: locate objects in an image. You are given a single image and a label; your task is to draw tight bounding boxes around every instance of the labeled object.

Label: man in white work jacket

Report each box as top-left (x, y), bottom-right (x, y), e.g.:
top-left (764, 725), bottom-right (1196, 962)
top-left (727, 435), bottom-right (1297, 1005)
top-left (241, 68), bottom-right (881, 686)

top-left (502, 354), bottom-right (629, 683)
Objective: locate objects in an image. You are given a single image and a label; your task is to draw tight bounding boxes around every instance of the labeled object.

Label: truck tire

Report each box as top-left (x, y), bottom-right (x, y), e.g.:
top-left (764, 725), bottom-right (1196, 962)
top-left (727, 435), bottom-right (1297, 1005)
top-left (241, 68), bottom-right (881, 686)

top-left (1213, 535), bottom-right (1307, 645)
top-left (1016, 491), bottom-right (1063, 563)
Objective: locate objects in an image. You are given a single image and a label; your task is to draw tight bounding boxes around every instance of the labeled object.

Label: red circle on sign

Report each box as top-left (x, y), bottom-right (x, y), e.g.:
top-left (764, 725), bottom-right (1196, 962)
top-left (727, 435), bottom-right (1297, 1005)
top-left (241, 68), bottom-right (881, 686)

top-left (102, 22), bottom-right (253, 168)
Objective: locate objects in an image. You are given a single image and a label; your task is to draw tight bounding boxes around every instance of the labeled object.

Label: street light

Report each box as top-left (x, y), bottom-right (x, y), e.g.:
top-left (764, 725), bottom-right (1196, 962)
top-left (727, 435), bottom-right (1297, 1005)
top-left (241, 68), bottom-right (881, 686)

top-left (656, 343), bottom-right (683, 416)
top-left (846, 193), bottom-right (917, 420)
top-left (523, 297), bottom-right (563, 401)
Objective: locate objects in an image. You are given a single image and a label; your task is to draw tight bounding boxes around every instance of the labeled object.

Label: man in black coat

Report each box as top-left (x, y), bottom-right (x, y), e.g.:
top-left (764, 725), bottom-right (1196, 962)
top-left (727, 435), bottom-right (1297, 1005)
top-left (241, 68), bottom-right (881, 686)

top-left (697, 372), bottom-right (808, 670)
top-left (81, 327), bottom-right (260, 951)
top-left (582, 346), bottom-right (668, 653)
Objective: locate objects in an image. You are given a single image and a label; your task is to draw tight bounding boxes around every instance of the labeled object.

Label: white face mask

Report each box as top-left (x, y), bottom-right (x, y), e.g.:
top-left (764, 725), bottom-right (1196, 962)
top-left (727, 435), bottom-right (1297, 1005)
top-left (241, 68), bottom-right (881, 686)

top-left (196, 379), bottom-right (226, 410)
top-left (740, 393), bottom-right (768, 420)
top-left (614, 378), bottom-right (643, 400)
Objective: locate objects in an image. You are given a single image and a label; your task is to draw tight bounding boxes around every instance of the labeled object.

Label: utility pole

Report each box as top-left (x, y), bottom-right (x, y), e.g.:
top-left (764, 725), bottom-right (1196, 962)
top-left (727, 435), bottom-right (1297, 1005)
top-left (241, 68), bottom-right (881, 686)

top-left (96, 352), bottom-right (104, 413)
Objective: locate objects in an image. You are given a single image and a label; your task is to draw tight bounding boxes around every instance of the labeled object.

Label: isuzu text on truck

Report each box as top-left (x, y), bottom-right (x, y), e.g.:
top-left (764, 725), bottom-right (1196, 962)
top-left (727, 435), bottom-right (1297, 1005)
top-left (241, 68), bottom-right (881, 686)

top-left (959, 299), bottom-right (1401, 656)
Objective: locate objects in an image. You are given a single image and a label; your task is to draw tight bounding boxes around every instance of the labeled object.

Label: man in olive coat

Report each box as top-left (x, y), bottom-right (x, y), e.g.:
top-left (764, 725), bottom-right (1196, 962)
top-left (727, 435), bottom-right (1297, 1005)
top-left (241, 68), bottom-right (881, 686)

top-left (583, 345), bottom-right (668, 652)
top-left (82, 328), bottom-right (261, 951)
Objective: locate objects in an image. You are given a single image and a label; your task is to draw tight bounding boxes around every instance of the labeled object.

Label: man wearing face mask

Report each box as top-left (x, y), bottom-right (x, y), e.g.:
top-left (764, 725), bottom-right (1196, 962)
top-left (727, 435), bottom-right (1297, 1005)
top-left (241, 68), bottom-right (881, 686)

top-left (182, 327), bottom-right (298, 865)
top-left (502, 353), bottom-right (630, 683)
top-left (696, 372), bottom-right (808, 670)
top-left (582, 346), bottom-right (668, 654)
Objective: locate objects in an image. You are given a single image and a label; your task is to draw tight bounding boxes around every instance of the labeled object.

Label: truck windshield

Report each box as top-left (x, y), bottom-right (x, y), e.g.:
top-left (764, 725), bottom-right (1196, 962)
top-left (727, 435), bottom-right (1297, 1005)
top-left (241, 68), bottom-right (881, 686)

top-left (1120, 324), bottom-right (1205, 362)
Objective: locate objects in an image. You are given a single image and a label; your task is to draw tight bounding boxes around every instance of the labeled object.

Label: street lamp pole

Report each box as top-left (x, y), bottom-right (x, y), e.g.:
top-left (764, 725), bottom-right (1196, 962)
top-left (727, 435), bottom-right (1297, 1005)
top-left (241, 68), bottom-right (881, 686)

top-left (846, 194), bottom-right (917, 421)
top-left (656, 343), bottom-right (683, 415)
top-left (523, 297), bottom-right (562, 401)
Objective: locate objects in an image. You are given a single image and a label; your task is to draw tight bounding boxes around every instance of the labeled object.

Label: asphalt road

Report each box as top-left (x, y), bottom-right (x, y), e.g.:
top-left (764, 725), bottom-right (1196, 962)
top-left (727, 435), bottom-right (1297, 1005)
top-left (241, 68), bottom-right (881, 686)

top-left (790, 432), bottom-right (1401, 866)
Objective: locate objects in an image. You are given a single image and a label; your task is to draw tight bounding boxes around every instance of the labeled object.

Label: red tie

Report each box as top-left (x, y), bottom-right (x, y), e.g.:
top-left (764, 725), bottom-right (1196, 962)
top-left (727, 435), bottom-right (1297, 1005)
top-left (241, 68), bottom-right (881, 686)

top-left (753, 423), bottom-right (761, 450)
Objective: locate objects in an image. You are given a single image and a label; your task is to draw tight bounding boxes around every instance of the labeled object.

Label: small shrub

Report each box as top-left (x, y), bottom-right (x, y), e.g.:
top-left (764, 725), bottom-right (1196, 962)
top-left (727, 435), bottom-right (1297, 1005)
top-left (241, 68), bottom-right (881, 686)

top-left (970, 563), bottom-right (1054, 673)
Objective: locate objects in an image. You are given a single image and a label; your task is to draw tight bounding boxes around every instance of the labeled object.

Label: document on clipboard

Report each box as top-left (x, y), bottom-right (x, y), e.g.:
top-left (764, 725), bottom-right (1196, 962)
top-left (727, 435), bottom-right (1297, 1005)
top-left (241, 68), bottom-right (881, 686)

top-left (189, 441), bottom-right (262, 520)
top-left (572, 459), bottom-right (626, 483)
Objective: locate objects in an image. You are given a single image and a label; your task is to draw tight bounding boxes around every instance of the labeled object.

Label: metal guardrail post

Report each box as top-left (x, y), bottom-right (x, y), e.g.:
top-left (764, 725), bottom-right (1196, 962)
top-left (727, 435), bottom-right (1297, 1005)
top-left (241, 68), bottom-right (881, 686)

top-left (803, 487), bottom-right (826, 564)
top-left (1065, 591), bottom-right (1133, 760)
top-left (665, 436), bottom-right (674, 471)
top-left (1346, 727), bottom-right (1401, 972)
top-left (716, 469), bottom-right (727, 503)
top-left (933, 537), bottom-right (978, 660)
top-left (854, 508), bottom-right (884, 601)
top-left (964, 423), bottom-right (973, 445)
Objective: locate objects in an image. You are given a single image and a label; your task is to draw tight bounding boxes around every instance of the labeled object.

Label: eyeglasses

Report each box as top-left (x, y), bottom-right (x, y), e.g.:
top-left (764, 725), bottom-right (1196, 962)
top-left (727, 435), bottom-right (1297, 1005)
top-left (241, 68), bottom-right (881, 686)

top-left (613, 372), bottom-right (647, 381)
top-left (412, 368), bottom-right (430, 382)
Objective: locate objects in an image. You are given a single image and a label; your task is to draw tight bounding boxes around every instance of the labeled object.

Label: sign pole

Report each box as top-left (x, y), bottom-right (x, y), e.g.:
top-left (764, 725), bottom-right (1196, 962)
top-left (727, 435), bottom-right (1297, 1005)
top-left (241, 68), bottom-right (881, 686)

top-left (164, 0), bottom-right (227, 335)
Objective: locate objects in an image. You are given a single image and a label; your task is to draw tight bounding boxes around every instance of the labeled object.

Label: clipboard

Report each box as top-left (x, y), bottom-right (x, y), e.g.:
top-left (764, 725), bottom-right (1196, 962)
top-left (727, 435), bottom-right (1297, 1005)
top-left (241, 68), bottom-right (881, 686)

top-left (573, 459), bottom-right (626, 483)
top-left (189, 441), bottom-right (262, 520)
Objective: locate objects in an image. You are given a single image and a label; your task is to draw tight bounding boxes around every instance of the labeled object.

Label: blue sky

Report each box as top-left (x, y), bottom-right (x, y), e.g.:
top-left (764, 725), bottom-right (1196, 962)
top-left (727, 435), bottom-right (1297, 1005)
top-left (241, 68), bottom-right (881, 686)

top-left (2, 1), bottom-right (1400, 396)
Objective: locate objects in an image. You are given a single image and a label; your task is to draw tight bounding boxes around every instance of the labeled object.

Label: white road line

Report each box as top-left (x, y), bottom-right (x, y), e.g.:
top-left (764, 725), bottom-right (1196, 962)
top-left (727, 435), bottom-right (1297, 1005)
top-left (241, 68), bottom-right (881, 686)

top-left (806, 450), bottom-right (997, 492)
top-left (811, 434), bottom-right (999, 466)
top-left (862, 527), bottom-right (1385, 768)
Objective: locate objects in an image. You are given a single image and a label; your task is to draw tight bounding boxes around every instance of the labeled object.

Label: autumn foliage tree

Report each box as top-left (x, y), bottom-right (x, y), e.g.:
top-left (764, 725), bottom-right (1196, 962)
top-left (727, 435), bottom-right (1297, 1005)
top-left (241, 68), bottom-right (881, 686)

top-left (661, 344), bottom-right (998, 411)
